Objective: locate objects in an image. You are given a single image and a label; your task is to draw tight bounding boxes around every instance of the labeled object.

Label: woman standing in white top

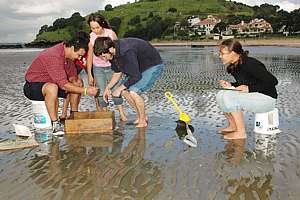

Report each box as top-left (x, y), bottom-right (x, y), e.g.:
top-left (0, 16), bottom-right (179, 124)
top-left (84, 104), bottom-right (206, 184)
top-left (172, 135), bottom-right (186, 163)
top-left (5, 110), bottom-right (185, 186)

top-left (87, 14), bottom-right (127, 121)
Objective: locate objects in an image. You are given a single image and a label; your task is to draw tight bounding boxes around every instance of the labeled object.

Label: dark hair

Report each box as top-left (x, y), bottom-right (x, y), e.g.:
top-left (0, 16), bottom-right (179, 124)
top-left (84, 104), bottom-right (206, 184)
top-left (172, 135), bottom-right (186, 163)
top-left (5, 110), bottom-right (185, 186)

top-left (88, 13), bottom-right (110, 29)
top-left (220, 39), bottom-right (249, 73)
top-left (93, 37), bottom-right (115, 56)
top-left (64, 31), bottom-right (89, 52)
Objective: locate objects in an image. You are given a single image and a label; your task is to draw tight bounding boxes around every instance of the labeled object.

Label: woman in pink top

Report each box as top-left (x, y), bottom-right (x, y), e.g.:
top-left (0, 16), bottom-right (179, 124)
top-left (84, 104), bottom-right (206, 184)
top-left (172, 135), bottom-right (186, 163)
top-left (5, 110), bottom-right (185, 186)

top-left (87, 14), bottom-right (126, 121)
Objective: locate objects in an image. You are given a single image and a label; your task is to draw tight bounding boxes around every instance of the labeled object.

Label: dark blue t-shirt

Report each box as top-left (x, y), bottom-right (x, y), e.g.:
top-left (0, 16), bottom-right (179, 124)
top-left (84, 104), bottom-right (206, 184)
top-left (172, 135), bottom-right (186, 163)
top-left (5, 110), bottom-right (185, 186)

top-left (110, 38), bottom-right (162, 88)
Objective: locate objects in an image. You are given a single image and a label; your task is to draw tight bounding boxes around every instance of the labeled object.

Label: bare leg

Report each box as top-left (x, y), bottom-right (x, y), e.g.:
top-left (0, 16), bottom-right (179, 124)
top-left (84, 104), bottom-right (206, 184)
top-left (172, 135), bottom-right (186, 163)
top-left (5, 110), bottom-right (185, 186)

top-left (122, 90), bottom-right (149, 124)
top-left (42, 83), bottom-right (59, 121)
top-left (122, 90), bottom-right (138, 123)
top-left (129, 91), bottom-right (147, 128)
top-left (60, 95), bottom-right (70, 119)
top-left (224, 111), bottom-right (247, 140)
top-left (218, 112), bottom-right (237, 133)
top-left (122, 90), bottom-right (137, 110)
top-left (117, 105), bottom-right (127, 121)
top-left (69, 77), bottom-right (83, 112)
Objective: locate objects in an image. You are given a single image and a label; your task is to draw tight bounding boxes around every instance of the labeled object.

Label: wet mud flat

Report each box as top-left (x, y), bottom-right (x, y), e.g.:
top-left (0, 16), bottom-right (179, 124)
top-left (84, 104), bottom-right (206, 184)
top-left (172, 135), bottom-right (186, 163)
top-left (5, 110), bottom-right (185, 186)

top-left (0, 47), bottom-right (300, 199)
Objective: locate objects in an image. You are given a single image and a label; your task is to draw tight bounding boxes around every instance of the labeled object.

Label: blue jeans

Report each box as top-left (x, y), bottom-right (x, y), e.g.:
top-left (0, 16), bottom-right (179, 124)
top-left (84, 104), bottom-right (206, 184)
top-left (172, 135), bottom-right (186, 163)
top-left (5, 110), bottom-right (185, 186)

top-left (123, 63), bottom-right (165, 94)
top-left (216, 90), bottom-right (276, 113)
top-left (93, 66), bottom-right (123, 107)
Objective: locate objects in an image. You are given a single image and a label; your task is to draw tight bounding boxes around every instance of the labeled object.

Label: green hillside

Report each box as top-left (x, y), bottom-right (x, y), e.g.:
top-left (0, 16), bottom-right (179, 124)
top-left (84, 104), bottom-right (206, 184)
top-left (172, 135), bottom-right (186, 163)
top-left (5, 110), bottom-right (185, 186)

top-left (34, 0), bottom-right (254, 42)
top-left (100, 0), bottom-right (253, 37)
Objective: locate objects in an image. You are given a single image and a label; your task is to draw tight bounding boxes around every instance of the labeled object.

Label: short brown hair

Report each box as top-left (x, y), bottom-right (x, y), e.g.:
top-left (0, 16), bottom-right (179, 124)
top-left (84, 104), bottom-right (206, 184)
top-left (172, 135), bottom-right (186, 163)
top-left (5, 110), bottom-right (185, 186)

top-left (93, 37), bottom-right (115, 56)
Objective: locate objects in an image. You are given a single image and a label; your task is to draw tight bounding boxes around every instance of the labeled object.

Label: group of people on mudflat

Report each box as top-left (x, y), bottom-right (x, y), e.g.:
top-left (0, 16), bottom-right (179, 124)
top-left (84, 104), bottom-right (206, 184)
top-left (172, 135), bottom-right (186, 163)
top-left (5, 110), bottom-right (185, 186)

top-left (23, 13), bottom-right (278, 140)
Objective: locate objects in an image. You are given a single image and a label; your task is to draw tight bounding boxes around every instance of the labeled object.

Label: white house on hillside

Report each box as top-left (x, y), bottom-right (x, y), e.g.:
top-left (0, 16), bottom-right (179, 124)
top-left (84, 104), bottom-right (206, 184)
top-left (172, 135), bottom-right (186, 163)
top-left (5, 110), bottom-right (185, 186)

top-left (249, 18), bottom-right (273, 33)
top-left (191, 15), bottom-right (221, 35)
top-left (227, 18), bottom-right (273, 34)
top-left (187, 16), bottom-right (201, 27)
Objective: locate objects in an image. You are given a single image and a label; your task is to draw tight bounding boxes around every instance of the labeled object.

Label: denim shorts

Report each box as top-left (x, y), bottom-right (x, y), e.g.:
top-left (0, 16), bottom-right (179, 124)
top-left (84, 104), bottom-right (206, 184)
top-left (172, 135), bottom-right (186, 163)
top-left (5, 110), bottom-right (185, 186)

top-left (93, 66), bottom-right (123, 107)
top-left (216, 90), bottom-right (276, 113)
top-left (123, 63), bottom-right (165, 94)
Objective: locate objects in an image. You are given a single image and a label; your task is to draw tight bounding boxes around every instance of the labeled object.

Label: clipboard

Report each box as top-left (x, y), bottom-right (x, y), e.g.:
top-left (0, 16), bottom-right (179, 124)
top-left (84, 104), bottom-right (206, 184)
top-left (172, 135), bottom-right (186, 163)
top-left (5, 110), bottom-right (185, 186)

top-left (215, 88), bottom-right (242, 91)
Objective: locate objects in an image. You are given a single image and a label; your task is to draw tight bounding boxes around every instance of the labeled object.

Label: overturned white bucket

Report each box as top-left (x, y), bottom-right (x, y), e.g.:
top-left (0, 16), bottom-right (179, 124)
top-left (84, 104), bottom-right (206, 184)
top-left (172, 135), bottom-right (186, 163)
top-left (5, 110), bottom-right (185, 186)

top-left (254, 108), bottom-right (281, 135)
top-left (31, 100), bottom-right (52, 129)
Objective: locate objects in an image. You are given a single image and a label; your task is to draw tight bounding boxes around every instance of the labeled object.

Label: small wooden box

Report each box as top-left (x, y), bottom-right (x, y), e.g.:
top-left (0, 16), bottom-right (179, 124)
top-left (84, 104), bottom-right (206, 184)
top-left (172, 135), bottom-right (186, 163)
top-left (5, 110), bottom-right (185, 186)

top-left (64, 111), bottom-right (115, 134)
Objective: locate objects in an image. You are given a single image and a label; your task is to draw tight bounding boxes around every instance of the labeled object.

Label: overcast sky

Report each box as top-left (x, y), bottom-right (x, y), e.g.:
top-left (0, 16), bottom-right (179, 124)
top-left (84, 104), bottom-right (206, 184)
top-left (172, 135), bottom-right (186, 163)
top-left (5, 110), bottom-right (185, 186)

top-left (0, 0), bottom-right (299, 43)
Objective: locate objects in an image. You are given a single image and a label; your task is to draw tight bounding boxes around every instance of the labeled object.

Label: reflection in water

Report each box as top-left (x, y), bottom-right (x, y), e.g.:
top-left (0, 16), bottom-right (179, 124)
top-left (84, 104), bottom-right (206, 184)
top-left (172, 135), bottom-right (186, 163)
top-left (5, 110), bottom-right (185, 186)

top-left (223, 139), bottom-right (246, 165)
top-left (216, 139), bottom-right (275, 200)
top-left (28, 128), bottom-right (163, 200)
top-left (225, 174), bottom-right (273, 200)
top-left (254, 133), bottom-right (279, 158)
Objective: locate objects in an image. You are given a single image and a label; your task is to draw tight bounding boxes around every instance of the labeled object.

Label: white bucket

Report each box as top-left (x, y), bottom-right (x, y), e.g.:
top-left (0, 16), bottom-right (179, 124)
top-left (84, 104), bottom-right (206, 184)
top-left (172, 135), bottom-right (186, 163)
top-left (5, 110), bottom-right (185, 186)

top-left (254, 108), bottom-right (281, 135)
top-left (31, 100), bottom-right (52, 129)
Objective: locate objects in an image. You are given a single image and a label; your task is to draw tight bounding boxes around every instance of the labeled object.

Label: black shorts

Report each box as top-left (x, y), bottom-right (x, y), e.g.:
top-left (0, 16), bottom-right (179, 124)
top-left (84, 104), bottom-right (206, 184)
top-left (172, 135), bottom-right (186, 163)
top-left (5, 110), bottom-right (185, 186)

top-left (23, 81), bottom-right (67, 101)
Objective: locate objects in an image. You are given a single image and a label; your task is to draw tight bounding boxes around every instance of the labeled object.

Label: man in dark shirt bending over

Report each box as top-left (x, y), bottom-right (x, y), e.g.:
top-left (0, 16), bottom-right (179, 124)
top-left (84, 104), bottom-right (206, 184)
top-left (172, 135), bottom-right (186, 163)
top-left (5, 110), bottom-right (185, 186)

top-left (94, 37), bottom-right (165, 128)
top-left (24, 35), bottom-right (99, 134)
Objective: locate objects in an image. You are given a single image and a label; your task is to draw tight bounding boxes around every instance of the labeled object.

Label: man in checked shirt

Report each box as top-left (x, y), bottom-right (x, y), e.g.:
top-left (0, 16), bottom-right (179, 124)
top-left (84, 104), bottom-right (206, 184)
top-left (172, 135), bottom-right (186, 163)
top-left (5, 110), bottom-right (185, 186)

top-left (23, 34), bottom-right (99, 135)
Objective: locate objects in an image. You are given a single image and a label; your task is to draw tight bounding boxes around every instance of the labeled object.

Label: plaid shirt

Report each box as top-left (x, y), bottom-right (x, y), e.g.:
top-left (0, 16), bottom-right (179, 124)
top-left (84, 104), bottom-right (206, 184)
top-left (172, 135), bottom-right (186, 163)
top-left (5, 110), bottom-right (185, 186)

top-left (25, 43), bottom-right (77, 88)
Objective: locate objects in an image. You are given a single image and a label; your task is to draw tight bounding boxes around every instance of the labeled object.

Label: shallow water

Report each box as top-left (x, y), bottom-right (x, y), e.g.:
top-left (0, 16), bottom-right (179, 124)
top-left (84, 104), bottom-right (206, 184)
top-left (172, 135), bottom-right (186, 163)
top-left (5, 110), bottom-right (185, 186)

top-left (0, 46), bottom-right (300, 200)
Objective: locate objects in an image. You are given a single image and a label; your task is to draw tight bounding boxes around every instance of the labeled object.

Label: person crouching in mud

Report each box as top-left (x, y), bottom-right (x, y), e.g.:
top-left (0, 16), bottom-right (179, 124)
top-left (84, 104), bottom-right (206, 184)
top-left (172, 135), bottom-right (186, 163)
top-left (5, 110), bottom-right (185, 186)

top-left (24, 34), bottom-right (99, 134)
top-left (93, 37), bottom-right (165, 128)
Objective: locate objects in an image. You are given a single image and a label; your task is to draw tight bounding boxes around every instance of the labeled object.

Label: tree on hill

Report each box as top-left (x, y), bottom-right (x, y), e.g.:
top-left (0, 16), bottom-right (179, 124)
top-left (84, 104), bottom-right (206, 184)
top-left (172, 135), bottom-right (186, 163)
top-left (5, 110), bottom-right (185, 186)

top-left (37, 25), bottom-right (49, 36)
top-left (128, 15), bottom-right (141, 26)
top-left (105, 4), bottom-right (113, 11)
top-left (67, 12), bottom-right (85, 28)
top-left (53, 18), bottom-right (67, 30)
top-left (167, 8), bottom-right (177, 13)
top-left (124, 24), bottom-right (148, 40)
top-left (109, 17), bottom-right (122, 34)
top-left (124, 15), bottom-right (169, 40)
top-left (290, 9), bottom-right (300, 32)
top-left (253, 4), bottom-right (279, 19)
top-left (212, 21), bottom-right (227, 33)
top-left (269, 9), bottom-right (290, 32)
top-left (146, 15), bottom-right (168, 40)
top-left (148, 12), bottom-right (154, 18)
top-left (225, 15), bottom-right (251, 24)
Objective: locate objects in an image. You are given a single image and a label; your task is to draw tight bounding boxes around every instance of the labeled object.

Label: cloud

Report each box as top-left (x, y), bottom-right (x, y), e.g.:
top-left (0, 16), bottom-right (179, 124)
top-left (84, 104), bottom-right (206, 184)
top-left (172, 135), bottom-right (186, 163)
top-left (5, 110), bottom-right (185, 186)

top-left (0, 0), bottom-right (135, 43)
top-left (13, 1), bottom-right (63, 16)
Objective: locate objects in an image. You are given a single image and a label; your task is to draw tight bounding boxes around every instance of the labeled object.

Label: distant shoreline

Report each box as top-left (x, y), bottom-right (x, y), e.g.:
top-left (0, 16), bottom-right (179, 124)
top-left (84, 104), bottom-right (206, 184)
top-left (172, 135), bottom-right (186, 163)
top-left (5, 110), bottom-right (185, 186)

top-left (152, 38), bottom-right (300, 47)
top-left (1, 38), bottom-right (300, 49)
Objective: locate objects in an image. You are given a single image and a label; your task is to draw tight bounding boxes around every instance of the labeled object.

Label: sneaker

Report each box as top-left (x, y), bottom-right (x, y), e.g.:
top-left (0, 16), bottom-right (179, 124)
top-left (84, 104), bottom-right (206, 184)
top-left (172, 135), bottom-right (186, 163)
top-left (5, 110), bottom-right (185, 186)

top-left (52, 121), bottom-right (65, 136)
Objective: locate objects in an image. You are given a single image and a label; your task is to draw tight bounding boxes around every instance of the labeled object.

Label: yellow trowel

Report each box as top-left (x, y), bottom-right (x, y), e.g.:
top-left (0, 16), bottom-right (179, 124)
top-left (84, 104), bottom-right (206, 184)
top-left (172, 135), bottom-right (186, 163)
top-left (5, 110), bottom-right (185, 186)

top-left (165, 91), bottom-right (197, 147)
top-left (164, 91), bottom-right (191, 124)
